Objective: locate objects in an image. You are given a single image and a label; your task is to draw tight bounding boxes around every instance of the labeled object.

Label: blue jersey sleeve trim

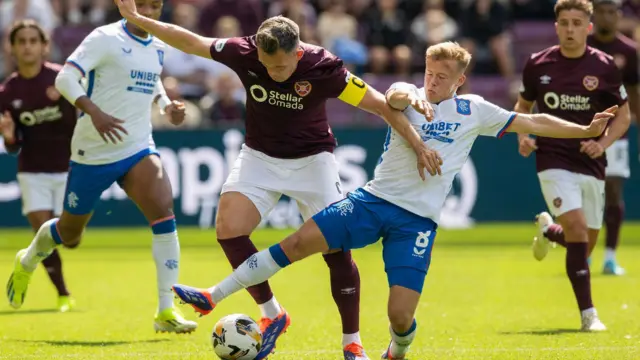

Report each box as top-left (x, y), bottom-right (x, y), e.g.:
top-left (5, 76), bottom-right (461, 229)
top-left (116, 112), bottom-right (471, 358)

top-left (66, 61), bottom-right (86, 77)
top-left (497, 112), bottom-right (517, 138)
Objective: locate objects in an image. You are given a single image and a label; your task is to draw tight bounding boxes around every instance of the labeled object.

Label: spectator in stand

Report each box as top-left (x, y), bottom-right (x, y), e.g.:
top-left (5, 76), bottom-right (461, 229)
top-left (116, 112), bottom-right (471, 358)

top-left (1, 0), bottom-right (60, 77)
top-left (317, 0), bottom-right (357, 49)
top-left (208, 72), bottom-right (246, 126)
top-left (364, 0), bottom-right (412, 75)
top-left (411, 0), bottom-right (458, 52)
top-left (64, 0), bottom-right (110, 25)
top-left (198, 0), bottom-right (263, 37)
top-left (511, 0), bottom-right (556, 20)
top-left (163, 2), bottom-right (216, 101)
top-left (316, 0), bottom-right (367, 67)
top-left (268, 0), bottom-right (318, 43)
top-left (458, 0), bottom-right (515, 79)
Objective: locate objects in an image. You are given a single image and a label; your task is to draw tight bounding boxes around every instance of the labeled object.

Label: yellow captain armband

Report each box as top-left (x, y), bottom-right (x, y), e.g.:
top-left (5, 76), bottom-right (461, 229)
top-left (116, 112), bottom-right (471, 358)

top-left (338, 73), bottom-right (368, 106)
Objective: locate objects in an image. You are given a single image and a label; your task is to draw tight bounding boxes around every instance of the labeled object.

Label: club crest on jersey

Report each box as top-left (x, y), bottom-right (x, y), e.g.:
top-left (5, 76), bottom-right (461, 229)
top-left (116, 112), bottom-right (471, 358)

top-left (157, 50), bottom-right (164, 65)
top-left (583, 76), bottom-right (599, 91)
top-left (294, 81), bottom-right (312, 97)
top-left (455, 98), bottom-right (471, 115)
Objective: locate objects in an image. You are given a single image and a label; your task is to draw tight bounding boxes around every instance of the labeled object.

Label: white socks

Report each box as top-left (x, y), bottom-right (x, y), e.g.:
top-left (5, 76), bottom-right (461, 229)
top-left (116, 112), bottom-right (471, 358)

top-left (152, 231), bottom-right (180, 312)
top-left (21, 218), bottom-right (59, 272)
top-left (388, 320), bottom-right (417, 359)
top-left (343, 332), bottom-right (362, 348)
top-left (209, 249), bottom-right (282, 304)
top-left (604, 248), bottom-right (616, 263)
top-left (259, 296), bottom-right (282, 320)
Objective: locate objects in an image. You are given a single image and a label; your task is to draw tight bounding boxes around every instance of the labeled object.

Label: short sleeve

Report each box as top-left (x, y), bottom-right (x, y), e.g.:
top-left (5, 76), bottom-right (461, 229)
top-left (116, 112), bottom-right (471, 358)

top-left (476, 97), bottom-right (517, 138)
top-left (603, 63), bottom-right (628, 107)
top-left (519, 56), bottom-right (538, 102)
top-left (0, 85), bottom-right (7, 112)
top-left (622, 48), bottom-right (639, 86)
top-left (209, 37), bottom-right (250, 69)
top-left (385, 82), bottom-right (420, 110)
top-left (66, 29), bottom-right (111, 77)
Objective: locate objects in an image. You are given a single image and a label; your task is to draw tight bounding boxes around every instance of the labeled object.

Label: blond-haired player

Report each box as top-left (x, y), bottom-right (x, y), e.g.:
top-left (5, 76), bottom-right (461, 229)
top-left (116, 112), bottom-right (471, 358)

top-left (174, 41), bottom-right (615, 358)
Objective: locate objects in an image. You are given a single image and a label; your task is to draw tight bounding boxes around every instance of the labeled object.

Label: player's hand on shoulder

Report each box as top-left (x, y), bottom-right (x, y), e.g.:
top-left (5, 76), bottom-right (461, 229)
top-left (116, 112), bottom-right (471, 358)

top-left (409, 94), bottom-right (434, 122)
top-left (580, 140), bottom-right (605, 159)
top-left (415, 143), bottom-right (443, 180)
top-left (0, 111), bottom-right (15, 144)
top-left (165, 100), bottom-right (187, 126)
top-left (90, 109), bottom-right (129, 144)
top-left (585, 105), bottom-right (617, 138)
top-left (518, 136), bottom-right (537, 158)
top-left (114, 0), bottom-right (138, 20)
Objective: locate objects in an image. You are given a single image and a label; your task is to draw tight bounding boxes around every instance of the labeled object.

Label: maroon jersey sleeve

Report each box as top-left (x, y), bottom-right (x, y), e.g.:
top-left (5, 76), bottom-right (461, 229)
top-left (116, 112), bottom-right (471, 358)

top-left (209, 37), bottom-right (253, 70)
top-left (519, 56), bottom-right (538, 102)
top-left (622, 47), bottom-right (639, 86)
top-left (0, 84), bottom-right (21, 153)
top-left (603, 61), bottom-right (629, 107)
top-left (316, 52), bottom-right (368, 106)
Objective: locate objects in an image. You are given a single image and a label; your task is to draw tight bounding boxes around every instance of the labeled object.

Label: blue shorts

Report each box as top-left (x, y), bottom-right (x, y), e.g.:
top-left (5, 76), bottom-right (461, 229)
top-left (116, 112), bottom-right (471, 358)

top-left (312, 188), bottom-right (437, 293)
top-left (63, 148), bottom-right (159, 215)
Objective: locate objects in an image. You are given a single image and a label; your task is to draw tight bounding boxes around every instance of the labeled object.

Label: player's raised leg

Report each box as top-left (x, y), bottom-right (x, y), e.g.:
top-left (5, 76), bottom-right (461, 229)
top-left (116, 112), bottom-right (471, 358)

top-left (214, 146), bottom-right (290, 352)
top-left (6, 159), bottom-right (110, 309)
top-left (120, 153), bottom-right (196, 334)
top-left (174, 190), bottom-right (382, 360)
top-left (291, 153), bottom-right (365, 358)
top-left (603, 176), bottom-right (625, 275)
top-left (215, 192), bottom-right (283, 317)
top-left (174, 218), bottom-right (328, 358)
top-left (25, 210), bottom-right (74, 312)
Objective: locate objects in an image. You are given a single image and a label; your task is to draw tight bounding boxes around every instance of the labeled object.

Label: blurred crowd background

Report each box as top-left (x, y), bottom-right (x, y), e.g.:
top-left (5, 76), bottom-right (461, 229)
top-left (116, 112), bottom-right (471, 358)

top-left (2, 0), bottom-right (640, 129)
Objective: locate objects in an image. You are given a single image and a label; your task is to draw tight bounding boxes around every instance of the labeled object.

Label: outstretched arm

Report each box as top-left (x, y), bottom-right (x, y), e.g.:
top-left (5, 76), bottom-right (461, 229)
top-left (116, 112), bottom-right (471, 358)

top-left (506, 106), bottom-right (617, 138)
top-left (115, 0), bottom-right (214, 59)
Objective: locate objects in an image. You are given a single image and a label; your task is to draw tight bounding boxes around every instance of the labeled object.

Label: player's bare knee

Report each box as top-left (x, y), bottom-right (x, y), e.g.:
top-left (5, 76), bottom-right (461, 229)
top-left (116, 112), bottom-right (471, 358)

top-left (56, 223), bottom-right (83, 249)
top-left (281, 233), bottom-right (305, 261)
top-left (388, 307), bottom-right (414, 333)
top-left (561, 216), bottom-right (588, 242)
top-left (216, 215), bottom-right (248, 239)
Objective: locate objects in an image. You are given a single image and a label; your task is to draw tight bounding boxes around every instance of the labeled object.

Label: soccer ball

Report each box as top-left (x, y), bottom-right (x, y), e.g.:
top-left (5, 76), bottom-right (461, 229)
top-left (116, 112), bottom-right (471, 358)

top-left (212, 314), bottom-right (262, 360)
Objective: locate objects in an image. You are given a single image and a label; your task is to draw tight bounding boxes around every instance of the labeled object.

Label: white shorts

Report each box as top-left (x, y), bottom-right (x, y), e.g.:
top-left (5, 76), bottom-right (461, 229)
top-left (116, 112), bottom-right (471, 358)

top-left (17, 172), bottom-right (68, 216)
top-left (605, 139), bottom-right (630, 178)
top-left (222, 145), bottom-right (344, 221)
top-left (537, 169), bottom-right (605, 229)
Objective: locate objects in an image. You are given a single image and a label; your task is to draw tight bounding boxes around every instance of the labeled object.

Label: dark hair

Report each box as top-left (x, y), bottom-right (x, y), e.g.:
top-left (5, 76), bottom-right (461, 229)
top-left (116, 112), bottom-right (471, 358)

top-left (554, 0), bottom-right (594, 18)
top-left (256, 16), bottom-right (300, 55)
top-left (9, 19), bottom-right (49, 45)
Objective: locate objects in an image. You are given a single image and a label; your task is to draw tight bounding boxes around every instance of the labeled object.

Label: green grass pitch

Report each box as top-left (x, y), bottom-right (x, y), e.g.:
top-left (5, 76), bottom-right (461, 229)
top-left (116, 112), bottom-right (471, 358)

top-left (0, 224), bottom-right (639, 359)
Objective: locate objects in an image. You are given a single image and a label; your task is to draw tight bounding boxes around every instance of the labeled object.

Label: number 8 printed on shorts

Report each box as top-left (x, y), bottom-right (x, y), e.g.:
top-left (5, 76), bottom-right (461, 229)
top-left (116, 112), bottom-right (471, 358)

top-left (413, 230), bottom-right (432, 257)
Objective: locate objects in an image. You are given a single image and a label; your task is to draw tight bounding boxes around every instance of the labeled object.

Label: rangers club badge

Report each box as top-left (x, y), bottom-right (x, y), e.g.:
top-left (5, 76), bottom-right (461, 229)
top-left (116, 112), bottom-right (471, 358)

top-left (553, 197), bottom-right (562, 208)
top-left (46, 86), bottom-right (61, 101)
top-left (583, 75), bottom-right (599, 91)
top-left (294, 81), bottom-right (312, 97)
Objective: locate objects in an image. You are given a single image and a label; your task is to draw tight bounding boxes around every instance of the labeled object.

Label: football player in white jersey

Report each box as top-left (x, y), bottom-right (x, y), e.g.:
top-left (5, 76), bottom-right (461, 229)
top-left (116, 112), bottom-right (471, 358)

top-left (6, 0), bottom-right (198, 334)
top-left (172, 41), bottom-right (617, 357)
top-left (172, 41), bottom-right (615, 356)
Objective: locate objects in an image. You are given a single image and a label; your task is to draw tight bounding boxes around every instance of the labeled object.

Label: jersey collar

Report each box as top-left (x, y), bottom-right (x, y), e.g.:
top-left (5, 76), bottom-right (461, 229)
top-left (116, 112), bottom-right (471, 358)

top-left (121, 19), bottom-right (153, 46)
